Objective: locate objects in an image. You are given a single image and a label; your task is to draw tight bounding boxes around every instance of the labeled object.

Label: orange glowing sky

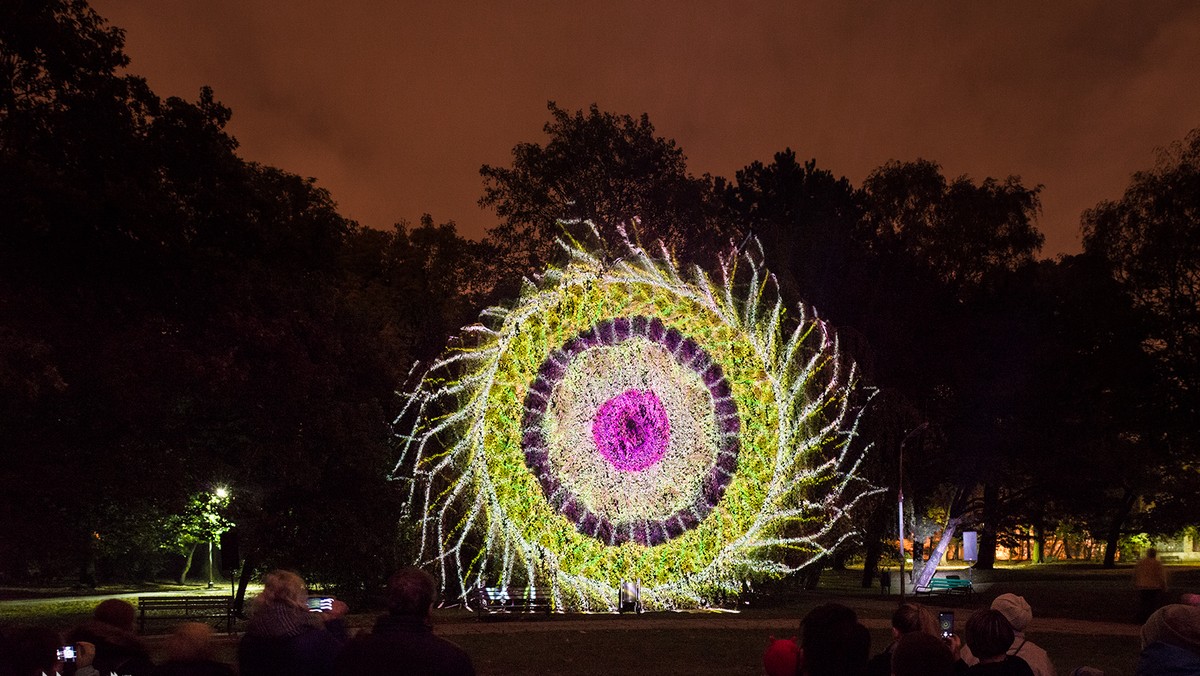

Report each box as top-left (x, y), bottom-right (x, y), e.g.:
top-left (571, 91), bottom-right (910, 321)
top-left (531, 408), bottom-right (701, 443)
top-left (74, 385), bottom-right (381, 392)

top-left (90, 1), bottom-right (1200, 257)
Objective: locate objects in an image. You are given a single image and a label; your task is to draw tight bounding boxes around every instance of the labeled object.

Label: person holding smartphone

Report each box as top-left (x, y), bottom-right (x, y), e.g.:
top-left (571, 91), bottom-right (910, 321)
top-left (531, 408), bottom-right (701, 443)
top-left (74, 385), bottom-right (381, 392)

top-left (0, 627), bottom-right (96, 676)
top-left (865, 602), bottom-right (939, 676)
top-left (238, 570), bottom-right (348, 676)
top-left (67, 599), bottom-right (154, 676)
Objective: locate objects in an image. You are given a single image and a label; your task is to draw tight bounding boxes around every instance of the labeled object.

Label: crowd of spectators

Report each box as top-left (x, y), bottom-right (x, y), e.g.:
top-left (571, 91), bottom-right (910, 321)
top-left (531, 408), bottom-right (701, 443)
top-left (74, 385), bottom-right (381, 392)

top-left (763, 591), bottom-right (1200, 676)
top-left (4, 571), bottom-right (1200, 676)
top-left (0, 567), bottom-right (473, 676)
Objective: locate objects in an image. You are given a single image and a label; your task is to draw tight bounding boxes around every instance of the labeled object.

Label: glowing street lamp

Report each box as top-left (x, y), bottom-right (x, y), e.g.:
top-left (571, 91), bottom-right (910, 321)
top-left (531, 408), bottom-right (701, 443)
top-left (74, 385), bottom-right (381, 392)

top-left (208, 487), bottom-right (231, 589)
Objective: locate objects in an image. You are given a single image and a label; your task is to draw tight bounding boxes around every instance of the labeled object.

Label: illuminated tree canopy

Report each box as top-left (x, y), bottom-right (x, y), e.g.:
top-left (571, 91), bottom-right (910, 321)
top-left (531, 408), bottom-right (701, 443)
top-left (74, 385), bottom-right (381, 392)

top-left (393, 223), bottom-right (877, 610)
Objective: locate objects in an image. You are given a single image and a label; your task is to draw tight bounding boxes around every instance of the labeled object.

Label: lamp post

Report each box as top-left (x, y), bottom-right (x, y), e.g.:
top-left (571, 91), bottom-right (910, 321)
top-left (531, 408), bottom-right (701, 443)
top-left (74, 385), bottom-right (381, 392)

top-left (208, 487), bottom-right (230, 590)
top-left (897, 423), bottom-right (928, 600)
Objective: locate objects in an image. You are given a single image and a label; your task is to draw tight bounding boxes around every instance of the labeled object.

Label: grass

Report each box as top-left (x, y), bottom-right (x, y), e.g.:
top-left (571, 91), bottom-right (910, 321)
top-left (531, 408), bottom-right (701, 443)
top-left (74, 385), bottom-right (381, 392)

top-left (2, 563), bottom-right (1194, 676)
top-left (448, 627), bottom-right (1141, 676)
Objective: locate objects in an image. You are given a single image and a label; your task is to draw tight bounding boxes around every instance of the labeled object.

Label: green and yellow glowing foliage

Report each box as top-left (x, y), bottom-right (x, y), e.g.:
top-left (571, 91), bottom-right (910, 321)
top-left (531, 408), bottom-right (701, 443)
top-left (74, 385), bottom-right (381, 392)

top-left (393, 223), bottom-right (876, 610)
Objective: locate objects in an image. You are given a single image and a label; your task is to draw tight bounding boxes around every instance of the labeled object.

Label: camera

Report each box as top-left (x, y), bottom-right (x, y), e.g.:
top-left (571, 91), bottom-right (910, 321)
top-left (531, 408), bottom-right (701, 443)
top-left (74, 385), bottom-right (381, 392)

top-left (938, 611), bottom-right (954, 638)
top-left (307, 597), bottom-right (334, 612)
top-left (57, 645), bottom-right (77, 662)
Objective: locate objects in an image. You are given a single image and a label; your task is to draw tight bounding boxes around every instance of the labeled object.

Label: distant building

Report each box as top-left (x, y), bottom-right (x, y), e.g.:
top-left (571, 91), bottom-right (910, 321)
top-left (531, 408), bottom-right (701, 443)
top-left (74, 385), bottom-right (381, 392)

top-left (1154, 531), bottom-right (1200, 563)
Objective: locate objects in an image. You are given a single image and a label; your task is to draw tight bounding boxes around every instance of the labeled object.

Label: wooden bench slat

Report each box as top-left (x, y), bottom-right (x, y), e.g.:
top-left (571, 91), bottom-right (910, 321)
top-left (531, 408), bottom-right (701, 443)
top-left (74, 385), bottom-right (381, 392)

top-left (474, 586), bottom-right (552, 618)
top-left (138, 596), bottom-right (234, 633)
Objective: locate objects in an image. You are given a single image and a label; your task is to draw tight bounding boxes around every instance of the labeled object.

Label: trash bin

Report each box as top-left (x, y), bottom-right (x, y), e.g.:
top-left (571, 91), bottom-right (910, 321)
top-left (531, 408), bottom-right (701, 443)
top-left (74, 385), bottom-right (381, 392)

top-left (618, 580), bottom-right (642, 613)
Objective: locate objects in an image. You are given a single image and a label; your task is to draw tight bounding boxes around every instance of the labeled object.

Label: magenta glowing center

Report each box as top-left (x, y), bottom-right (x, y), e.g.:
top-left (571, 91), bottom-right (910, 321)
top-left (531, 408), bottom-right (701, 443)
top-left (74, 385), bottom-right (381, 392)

top-left (593, 389), bottom-right (671, 472)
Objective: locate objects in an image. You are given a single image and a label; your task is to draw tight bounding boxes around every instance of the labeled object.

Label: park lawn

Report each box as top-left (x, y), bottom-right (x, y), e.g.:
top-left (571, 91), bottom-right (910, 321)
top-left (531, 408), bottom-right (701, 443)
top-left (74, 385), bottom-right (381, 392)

top-left (0, 596), bottom-right (118, 629)
top-left (141, 624), bottom-right (1137, 676)
top-left (448, 627), bottom-right (1140, 676)
top-left (456, 626), bottom-right (866, 676)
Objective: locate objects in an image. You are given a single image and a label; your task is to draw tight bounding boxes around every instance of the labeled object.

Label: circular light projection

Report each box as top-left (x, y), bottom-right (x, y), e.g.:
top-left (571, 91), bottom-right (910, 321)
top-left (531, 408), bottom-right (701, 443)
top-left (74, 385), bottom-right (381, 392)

top-left (393, 223), bottom-right (877, 611)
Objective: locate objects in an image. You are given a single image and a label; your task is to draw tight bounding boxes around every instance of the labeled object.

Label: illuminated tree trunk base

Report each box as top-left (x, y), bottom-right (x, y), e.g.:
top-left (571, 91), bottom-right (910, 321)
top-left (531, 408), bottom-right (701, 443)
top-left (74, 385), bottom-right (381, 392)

top-left (180, 542), bottom-right (198, 585)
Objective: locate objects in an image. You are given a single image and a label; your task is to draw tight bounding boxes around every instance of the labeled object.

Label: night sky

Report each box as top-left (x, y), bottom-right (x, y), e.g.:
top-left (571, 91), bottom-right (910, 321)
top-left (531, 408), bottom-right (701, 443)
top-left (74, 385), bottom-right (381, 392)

top-left (90, 1), bottom-right (1200, 257)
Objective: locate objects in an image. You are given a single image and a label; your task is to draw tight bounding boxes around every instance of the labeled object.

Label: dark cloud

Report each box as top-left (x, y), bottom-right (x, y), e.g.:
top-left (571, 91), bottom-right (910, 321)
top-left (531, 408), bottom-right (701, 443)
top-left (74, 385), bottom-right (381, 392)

top-left (92, 0), bottom-right (1200, 256)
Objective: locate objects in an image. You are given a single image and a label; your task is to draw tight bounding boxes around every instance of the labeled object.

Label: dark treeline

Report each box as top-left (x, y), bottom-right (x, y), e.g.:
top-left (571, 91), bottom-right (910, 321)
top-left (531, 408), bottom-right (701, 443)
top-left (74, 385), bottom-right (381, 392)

top-left (2, 0), bottom-right (1198, 597)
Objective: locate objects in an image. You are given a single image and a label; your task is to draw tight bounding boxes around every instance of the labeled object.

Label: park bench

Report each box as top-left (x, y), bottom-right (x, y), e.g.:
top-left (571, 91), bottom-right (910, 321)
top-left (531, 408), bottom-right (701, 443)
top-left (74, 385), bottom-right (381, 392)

top-left (473, 586), bottom-right (552, 619)
top-left (137, 595), bottom-right (234, 633)
top-left (915, 575), bottom-right (974, 596)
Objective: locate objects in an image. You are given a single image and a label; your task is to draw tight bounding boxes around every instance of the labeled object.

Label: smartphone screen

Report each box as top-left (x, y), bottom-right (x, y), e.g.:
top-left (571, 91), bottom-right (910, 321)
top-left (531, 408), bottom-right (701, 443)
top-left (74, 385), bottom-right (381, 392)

top-left (938, 611), bottom-right (954, 637)
top-left (57, 645), bottom-right (77, 662)
top-left (307, 597), bottom-right (333, 612)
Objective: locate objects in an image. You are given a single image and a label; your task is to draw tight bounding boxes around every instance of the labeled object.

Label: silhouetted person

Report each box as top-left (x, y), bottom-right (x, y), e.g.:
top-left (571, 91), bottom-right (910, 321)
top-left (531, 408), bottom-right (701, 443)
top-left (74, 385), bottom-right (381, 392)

top-left (962, 609), bottom-right (1034, 675)
top-left (1134, 548), bottom-right (1169, 623)
top-left (1136, 603), bottom-right (1200, 675)
top-left (336, 567), bottom-right (475, 676)
top-left (154, 622), bottom-right (234, 676)
top-left (797, 602), bottom-right (870, 676)
top-left (1, 626), bottom-right (67, 676)
top-left (68, 599), bottom-right (155, 676)
top-left (891, 631), bottom-right (956, 676)
top-left (238, 570), bottom-right (347, 676)
top-left (960, 594), bottom-right (1053, 676)
top-left (866, 602), bottom-right (938, 676)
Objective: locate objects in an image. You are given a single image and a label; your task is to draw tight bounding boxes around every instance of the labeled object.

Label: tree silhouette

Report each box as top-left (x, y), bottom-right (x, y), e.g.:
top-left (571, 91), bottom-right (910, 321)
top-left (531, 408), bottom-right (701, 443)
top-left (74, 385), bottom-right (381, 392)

top-left (480, 101), bottom-right (729, 283)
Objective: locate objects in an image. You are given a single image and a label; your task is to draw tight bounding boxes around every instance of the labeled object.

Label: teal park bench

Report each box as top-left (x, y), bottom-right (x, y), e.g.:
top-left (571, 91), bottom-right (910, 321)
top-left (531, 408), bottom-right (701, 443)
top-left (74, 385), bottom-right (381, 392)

top-left (915, 575), bottom-right (974, 596)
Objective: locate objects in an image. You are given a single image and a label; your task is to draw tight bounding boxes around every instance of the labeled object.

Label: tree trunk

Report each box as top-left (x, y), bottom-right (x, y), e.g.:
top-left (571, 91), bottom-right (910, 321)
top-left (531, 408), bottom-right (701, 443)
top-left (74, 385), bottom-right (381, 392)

top-left (802, 560), bottom-right (824, 590)
top-left (974, 484), bottom-right (999, 569)
top-left (1104, 488), bottom-right (1138, 568)
top-left (179, 541), bottom-right (198, 585)
top-left (831, 549), bottom-right (847, 571)
top-left (79, 529), bottom-right (98, 589)
top-left (1032, 519), bottom-right (1045, 564)
top-left (976, 529), bottom-right (997, 569)
top-left (860, 502), bottom-right (891, 588)
top-left (861, 536), bottom-right (883, 588)
top-left (234, 551), bottom-right (256, 617)
top-left (913, 516), bottom-right (963, 590)
top-left (911, 539), bottom-right (926, 577)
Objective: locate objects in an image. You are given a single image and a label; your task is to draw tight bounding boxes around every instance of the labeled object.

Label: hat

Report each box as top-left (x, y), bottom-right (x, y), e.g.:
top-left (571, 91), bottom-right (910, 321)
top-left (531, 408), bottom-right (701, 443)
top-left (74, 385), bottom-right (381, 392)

top-left (762, 636), bottom-right (799, 676)
top-left (1141, 604), bottom-right (1200, 654)
top-left (94, 599), bottom-right (137, 632)
top-left (991, 593), bottom-right (1033, 631)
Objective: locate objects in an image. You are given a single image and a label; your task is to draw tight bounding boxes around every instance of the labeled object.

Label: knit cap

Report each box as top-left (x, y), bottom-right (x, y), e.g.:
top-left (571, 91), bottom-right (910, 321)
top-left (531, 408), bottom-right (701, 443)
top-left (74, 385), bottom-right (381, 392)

top-left (762, 636), bottom-right (799, 676)
top-left (1141, 604), bottom-right (1200, 654)
top-left (991, 593), bottom-right (1033, 631)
